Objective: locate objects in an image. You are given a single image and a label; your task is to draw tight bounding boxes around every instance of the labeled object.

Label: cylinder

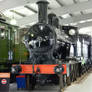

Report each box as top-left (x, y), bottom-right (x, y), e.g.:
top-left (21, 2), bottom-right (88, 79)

top-left (37, 0), bottom-right (49, 24)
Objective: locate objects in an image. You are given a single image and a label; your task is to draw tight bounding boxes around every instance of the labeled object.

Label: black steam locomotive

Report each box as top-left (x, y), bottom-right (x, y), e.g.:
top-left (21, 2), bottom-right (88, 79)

top-left (12, 0), bottom-right (63, 88)
top-left (11, 0), bottom-right (92, 91)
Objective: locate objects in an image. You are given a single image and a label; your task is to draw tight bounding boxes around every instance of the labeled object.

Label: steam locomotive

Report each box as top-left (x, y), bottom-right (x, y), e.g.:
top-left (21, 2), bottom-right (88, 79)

top-left (11, 0), bottom-right (66, 89)
top-left (11, 0), bottom-right (92, 91)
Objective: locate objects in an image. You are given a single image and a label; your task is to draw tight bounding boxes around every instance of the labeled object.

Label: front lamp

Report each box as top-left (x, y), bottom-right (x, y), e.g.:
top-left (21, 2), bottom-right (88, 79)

top-left (69, 29), bottom-right (76, 36)
top-left (11, 65), bottom-right (22, 74)
top-left (54, 65), bottom-right (64, 74)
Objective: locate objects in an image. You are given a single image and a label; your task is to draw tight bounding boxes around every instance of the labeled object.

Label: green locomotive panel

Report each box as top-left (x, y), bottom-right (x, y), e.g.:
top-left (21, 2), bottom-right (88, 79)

top-left (0, 22), bottom-right (28, 64)
top-left (14, 44), bottom-right (28, 63)
top-left (0, 39), bottom-right (8, 62)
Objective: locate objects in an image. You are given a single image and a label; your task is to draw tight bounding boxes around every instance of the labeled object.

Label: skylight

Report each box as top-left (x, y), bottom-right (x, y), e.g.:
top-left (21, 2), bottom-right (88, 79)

top-left (61, 14), bottom-right (71, 18)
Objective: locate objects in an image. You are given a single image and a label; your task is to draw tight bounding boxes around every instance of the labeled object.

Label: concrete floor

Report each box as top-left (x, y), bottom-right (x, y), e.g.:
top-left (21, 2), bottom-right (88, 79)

top-left (9, 71), bottom-right (92, 92)
top-left (64, 72), bottom-right (92, 92)
top-left (10, 84), bottom-right (60, 92)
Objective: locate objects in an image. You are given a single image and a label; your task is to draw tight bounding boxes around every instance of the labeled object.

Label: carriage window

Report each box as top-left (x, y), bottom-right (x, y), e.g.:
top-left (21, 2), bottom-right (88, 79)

top-left (83, 40), bottom-right (88, 61)
top-left (77, 39), bottom-right (81, 56)
top-left (70, 44), bottom-right (74, 57)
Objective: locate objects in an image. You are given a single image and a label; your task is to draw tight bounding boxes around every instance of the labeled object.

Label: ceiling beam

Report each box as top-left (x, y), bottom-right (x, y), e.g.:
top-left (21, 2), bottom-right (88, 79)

top-left (50, 0), bottom-right (92, 16)
top-left (15, 0), bottom-right (92, 25)
top-left (59, 16), bottom-right (63, 19)
top-left (73, 0), bottom-right (77, 4)
top-left (1, 0), bottom-right (92, 15)
top-left (0, 0), bottom-right (51, 12)
top-left (73, 0), bottom-right (80, 4)
top-left (10, 10), bottom-right (26, 17)
top-left (69, 13), bottom-right (74, 17)
top-left (0, 0), bottom-right (38, 11)
top-left (24, 5), bottom-right (37, 13)
top-left (56, 0), bottom-right (64, 7)
top-left (80, 11), bottom-right (84, 15)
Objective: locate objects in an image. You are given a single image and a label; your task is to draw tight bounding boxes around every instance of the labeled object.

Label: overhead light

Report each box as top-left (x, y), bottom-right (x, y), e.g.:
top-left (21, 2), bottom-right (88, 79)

top-left (70, 23), bottom-right (78, 26)
top-left (64, 24), bottom-right (69, 26)
top-left (61, 14), bottom-right (70, 18)
top-left (1, 32), bottom-right (5, 37)
top-left (79, 20), bottom-right (86, 23)
top-left (86, 19), bottom-right (92, 22)
top-left (10, 19), bottom-right (17, 25)
top-left (69, 29), bottom-right (76, 36)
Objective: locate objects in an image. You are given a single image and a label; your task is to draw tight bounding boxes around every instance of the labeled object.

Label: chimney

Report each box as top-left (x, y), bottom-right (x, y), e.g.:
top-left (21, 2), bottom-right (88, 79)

top-left (37, 0), bottom-right (49, 24)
